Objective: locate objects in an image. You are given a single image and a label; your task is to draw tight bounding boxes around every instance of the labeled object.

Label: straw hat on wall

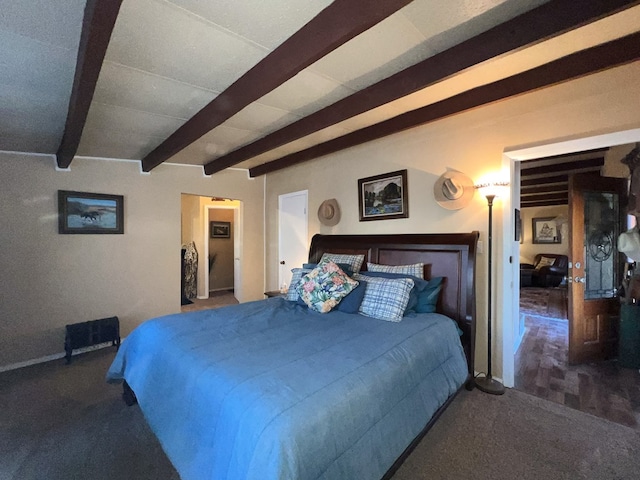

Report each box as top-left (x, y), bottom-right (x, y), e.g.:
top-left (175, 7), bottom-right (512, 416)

top-left (318, 199), bottom-right (341, 226)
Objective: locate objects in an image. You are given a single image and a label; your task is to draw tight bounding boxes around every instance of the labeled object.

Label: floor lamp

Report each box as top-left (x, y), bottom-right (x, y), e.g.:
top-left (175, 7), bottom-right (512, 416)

top-left (474, 181), bottom-right (508, 395)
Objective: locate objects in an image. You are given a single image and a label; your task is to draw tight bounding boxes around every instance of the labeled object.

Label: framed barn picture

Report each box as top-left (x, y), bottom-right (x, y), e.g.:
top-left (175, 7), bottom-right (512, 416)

top-left (358, 169), bottom-right (408, 221)
top-left (58, 190), bottom-right (124, 234)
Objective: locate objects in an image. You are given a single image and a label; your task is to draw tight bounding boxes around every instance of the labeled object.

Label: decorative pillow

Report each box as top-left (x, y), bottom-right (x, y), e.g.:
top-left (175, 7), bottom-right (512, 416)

top-left (355, 271), bottom-right (428, 314)
top-left (414, 277), bottom-right (444, 313)
top-left (319, 253), bottom-right (365, 273)
top-left (366, 262), bottom-right (424, 278)
top-left (286, 267), bottom-right (312, 301)
top-left (297, 280), bottom-right (367, 313)
top-left (335, 280), bottom-right (367, 313)
top-left (537, 256), bottom-right (556, 268)
top-left (354, 274), bottom-right (414, 322)
top-left (303, 262), bottom-right (354, 276)
top-left (296, 260), bottom-right (359, 313)
top-left (288, 263), bottom-right (355, 302)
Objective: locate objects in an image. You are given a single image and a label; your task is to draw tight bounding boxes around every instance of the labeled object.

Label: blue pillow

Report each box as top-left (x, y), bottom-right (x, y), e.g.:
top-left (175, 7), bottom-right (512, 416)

top-left (415, 276), bottom-right (444, 313)
top-left (298, 280), bottom-right (367, 313)
top-left (336, 280), bottom-right (367, 313)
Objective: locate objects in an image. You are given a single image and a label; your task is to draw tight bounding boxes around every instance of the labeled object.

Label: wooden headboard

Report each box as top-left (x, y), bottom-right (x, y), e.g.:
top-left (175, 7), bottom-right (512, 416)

top-left (308, 232), bottom-right (479, 376)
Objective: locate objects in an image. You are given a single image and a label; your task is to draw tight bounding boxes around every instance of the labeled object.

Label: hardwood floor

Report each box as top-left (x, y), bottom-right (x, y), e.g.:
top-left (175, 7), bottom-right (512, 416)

top-left (515, 308), bottom-right (640, 430)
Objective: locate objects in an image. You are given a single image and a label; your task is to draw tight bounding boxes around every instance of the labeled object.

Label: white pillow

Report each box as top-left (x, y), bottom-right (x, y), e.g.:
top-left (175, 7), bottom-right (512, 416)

top-left (537, 256), bottom-right (556, 268)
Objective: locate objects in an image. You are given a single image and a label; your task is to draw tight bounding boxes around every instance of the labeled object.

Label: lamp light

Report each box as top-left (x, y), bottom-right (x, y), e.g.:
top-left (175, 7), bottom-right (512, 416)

top-left (474, 180), bottom-right (508, 395)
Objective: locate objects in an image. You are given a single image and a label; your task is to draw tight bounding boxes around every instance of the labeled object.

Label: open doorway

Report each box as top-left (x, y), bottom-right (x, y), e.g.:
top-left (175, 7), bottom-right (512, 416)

top-left (507, 134), bottom-right (640, 430)
top-left (180, 194), bottom-right (240, 312)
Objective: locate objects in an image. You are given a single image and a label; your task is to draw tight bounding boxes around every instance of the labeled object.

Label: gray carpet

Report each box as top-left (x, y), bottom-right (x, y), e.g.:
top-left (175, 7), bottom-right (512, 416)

top-left (1, 349), bottom-right (639, 480)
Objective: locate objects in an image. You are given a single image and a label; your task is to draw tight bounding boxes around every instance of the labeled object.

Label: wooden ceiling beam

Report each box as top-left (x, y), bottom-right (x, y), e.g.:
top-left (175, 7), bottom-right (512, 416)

top-left (522, 175), bottom-right (569, 187)
top-left (521, 192), bottom-right (568, 203)
top-left (520, 147), bottom-right (608, 166)
top-left (250, 32), bottom-right (640, 177)
top-left (521, 184), bottom-right (569, 195)
top-left (522, 199), bottom-right (568, 207)
top-left (523, 166), bottom-right (602, 181)
top-left (56, 0), bottom-right (123, 169)
top-left (521, 157), bottom-right (604, 176)
top-left (140, 0), bottom-right (412, 172)
top-left (206, 0), bottom-right (640, 175)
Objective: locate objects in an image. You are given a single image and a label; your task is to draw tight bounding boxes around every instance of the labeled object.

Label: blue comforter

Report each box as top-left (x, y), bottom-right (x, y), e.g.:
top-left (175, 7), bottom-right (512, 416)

top-left (106, 298), bottom-right (468, 480)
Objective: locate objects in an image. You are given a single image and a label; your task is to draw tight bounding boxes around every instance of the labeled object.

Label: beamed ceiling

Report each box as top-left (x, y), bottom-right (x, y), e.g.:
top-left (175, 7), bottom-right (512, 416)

top-left (520, 149), bottom-right (608, 209)
top-left (2, 0), bottom-right (640, 177)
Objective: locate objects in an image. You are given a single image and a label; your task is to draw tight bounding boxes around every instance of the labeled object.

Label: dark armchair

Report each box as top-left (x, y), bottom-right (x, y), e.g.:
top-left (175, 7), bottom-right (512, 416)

top-left (521, 254), bottom-right (568, 288)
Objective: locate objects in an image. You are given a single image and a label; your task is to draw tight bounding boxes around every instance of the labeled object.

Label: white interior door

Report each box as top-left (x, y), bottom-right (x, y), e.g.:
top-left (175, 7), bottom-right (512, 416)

top-left (279, 191), bottom-right (308, 290)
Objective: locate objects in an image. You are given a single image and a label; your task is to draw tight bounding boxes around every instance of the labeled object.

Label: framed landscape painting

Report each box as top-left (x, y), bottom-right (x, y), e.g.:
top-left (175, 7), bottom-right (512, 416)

top-left (358, 169), bottom-right (408, 221)
top-left (58, 190), bottom-right (124, 234)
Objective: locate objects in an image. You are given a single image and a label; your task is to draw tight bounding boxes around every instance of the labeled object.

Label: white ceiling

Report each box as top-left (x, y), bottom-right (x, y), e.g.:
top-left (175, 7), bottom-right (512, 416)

top-left (1, 0), bottom-right (639, 174)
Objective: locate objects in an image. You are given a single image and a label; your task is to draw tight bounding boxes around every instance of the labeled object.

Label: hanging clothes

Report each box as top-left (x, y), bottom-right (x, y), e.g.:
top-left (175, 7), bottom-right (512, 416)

top-left (182, 241), bottom-right (198, 300)
top-left (622, 144), bottom-right (640, 218)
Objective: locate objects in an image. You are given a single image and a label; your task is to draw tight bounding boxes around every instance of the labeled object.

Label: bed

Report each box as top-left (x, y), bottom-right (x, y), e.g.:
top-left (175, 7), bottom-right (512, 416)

top-left (107, 232), bottom-right (478, 480)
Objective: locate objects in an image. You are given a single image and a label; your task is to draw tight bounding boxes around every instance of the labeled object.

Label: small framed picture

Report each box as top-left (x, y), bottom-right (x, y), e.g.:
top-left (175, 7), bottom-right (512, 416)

top-left (532, 217), bottom-right (561, 244)
top-left (58, 190), bottom-right (124, 234)
top-left (358, 169), bottom-right (408, 221)
top-left (210, 221), bottom-right (230, 238)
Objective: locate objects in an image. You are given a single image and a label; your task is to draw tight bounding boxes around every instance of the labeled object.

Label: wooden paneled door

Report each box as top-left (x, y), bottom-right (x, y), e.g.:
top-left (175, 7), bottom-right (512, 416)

top-left (568, 173), bottom-right (627, 364)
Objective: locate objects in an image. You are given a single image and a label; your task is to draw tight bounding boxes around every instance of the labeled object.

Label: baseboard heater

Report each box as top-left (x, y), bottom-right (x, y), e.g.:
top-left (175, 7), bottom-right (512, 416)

top-left (64, 316), bottom-right (120, 364)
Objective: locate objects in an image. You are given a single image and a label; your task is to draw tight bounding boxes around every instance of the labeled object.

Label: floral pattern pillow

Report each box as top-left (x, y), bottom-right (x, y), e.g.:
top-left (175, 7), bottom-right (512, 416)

top-left (296, 259), bottom-right (359, 313)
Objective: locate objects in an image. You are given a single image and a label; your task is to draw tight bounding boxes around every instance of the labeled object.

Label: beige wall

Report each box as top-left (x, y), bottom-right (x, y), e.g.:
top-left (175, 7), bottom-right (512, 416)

top-left (181, 193), bottom-right (200, 245)
top-left (520, 205), bottom-right (569, 264)
top-left (0, 156), bottom-right (264, 368)
top-left (264, 62), bottom-right (640, 380)
top-left (2, 63), bottom-right (639, 375)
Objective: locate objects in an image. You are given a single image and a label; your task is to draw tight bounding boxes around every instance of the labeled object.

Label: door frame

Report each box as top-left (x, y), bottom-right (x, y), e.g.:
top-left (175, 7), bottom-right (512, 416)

top-left (204, 204), bottom-right (242, 302)
top-left (502, 128), bottom-right (640, 387)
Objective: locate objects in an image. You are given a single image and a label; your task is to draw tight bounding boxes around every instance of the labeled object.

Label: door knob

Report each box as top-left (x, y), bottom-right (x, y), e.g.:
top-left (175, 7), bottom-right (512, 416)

top-left (280, 260), bottom-right (285, 265)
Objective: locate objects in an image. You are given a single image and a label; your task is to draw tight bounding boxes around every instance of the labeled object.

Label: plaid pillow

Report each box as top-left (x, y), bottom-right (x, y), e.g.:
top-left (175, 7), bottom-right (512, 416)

top-left (319, 253), bottom-right (365, 273)
top-left (366, 262), bottom-right (424, 278)
top-left (297, 260), bottom-right (359, 313)
top-left (286, 267), bottom-right (312, 301)
top-left (354, 273), bottom-right (414, 322)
